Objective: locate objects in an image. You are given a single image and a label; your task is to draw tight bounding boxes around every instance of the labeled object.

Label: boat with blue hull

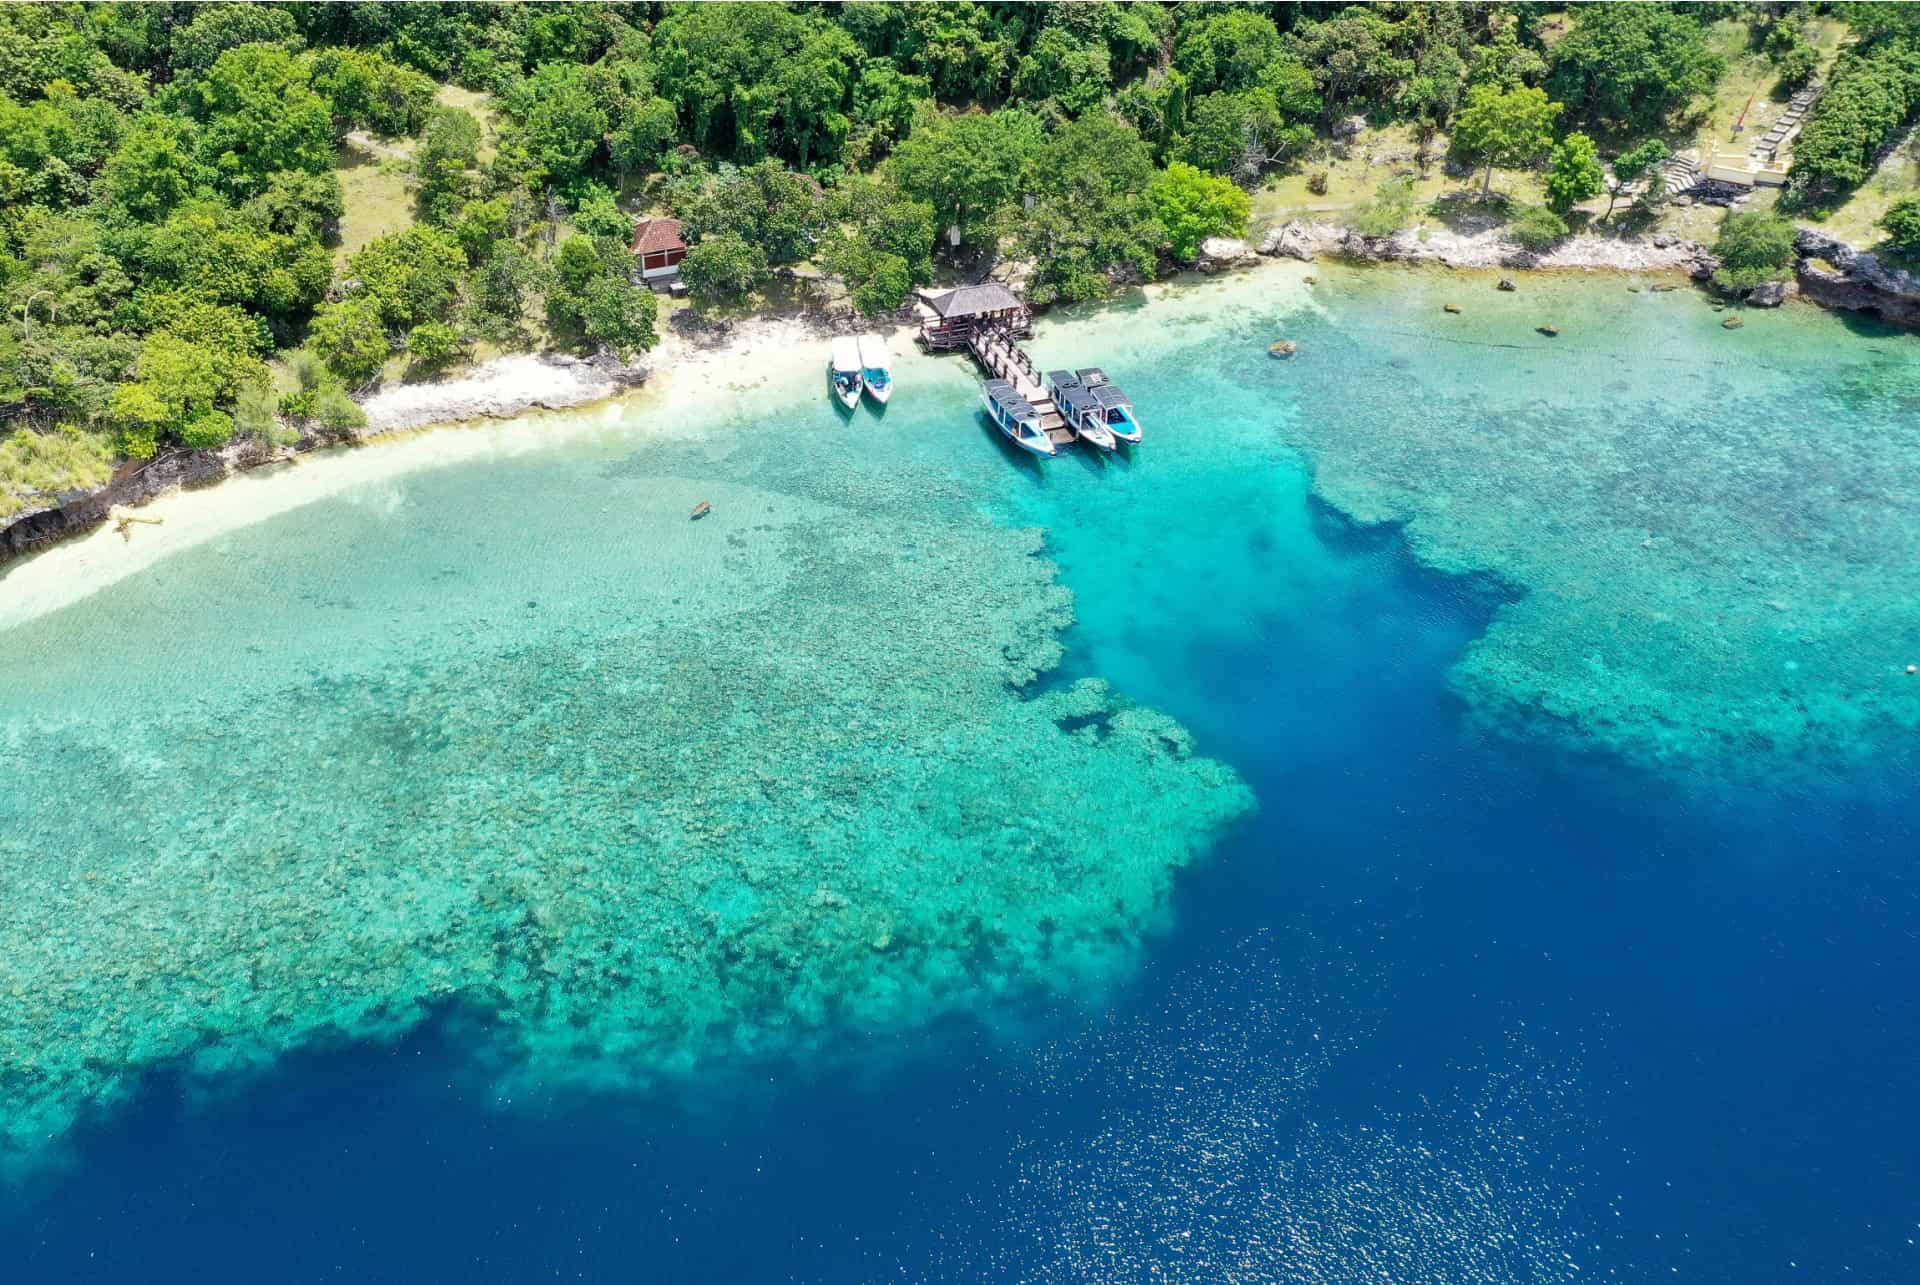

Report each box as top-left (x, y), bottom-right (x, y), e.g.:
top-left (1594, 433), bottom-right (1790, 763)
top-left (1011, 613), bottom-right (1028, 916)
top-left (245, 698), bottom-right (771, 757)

top-left (1067, 367), bottom-right (1143, 444)
top-left (858, 333), bottom-right (893, 406)
top-left (981, 378), bottom-right (1057, 457)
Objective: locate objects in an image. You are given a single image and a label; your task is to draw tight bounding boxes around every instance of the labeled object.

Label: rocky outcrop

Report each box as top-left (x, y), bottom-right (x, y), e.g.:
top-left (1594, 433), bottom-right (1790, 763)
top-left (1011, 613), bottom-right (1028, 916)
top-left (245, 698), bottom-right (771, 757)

top-left (1253, 218), bottom-right (1707, 274)
top-left (1793, 229), bottom-right (1920, 326)
top-left (359, 351), bottom-right (649, 434)
top-left (1193, 236), bottom-right (1258, 273)
top-left (1748, 280), bottom-right (1792, 307)
top-left (2, 447), bottom-right (232, 562)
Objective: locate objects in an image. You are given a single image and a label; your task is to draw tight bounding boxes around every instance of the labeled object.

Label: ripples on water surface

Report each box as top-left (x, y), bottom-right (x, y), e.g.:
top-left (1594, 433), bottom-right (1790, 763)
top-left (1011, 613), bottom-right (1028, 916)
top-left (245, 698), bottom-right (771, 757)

top-left (1, 265), bottom-right (1917, 1281)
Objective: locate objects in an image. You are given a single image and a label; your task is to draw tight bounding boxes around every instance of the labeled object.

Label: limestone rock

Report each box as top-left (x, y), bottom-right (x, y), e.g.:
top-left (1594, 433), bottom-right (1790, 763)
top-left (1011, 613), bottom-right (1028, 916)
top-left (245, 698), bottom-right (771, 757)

top-left (1748, 280), bottom-right (1790, 307)
top-left (1269, 339), bottom-right (1298, 358)
top-left (1722, 315), bottom-right (1745, 329)
top-left (1194, 237), bottom-right (1257, 274)
top-left (1496, 278), bottom-right (1517, 292)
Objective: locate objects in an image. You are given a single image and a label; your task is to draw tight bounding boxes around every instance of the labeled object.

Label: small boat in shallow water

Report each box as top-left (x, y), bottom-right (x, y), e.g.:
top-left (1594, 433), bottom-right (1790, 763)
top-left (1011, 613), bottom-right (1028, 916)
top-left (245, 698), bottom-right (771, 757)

top-left (1044, 372), bottom-right (1116, 451)
top-left (1054, 367), bottom-right (1142, 445)
top-left (829, 337), bottom-right (862, 409)
top-left (857, 333), bottom-right (893, 405)
top-left (981, 378), bottom-right (1056, 457)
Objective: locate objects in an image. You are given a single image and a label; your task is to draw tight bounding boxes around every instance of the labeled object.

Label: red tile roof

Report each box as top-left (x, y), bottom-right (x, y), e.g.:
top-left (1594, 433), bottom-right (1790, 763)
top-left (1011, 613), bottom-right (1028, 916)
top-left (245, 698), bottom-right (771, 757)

top-left (632, 217), bottom-right (685, 256)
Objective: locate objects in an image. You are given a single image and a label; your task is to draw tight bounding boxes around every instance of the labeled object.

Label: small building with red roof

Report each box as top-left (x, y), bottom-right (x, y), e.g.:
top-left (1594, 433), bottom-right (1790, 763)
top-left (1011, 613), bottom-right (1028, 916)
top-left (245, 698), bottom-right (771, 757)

top-left (631, 217), bottom-right (687, 284)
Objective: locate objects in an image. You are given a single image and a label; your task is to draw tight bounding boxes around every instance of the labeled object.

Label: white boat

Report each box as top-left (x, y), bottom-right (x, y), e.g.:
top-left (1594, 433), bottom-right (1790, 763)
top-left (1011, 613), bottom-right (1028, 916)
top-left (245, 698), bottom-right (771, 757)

top-left (829, 337), bottom-right (862, 409)
top-left (1070, 367), bottom-right (1142, 444)
top-left (981, 378), bottom-right (1056, 457)
top-left (857, 333), bottom-right (893, 405)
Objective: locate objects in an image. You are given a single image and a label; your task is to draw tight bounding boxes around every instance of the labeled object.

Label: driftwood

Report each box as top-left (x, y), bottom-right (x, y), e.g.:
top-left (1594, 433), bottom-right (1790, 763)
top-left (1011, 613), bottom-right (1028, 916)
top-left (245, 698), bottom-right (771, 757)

top-left (109, 505), bottom-right (164, 539)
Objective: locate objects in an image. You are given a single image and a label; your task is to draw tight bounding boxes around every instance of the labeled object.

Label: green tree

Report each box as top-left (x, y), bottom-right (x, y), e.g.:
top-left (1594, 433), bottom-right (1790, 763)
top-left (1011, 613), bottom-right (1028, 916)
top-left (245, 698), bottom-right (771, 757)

top-left (305, 47), bottom-right (436, 136)
top-left (99, 114), bottom-right (199, 221)
top-left (413, 106), bottom-right (481, 224)
top-left (244, 169), bottom-right (345, 240)
top-left (507, 61), bottom-right (609, 190)
top-left (1604, 137), bottom-right (1670, 220)
top-left (1449, 83), bottom-right (1563, 198)
top-left (1546, 4), bottom-right (1723, 134)
top-left (1711, 210), bottom-right (1797, 292)
top-left (344, 228), bottom-right (466, 329)
top-left (677, 160), bottom-right (824, 267)
top-left (1544, 132), bottom-right (1603, 215)
top-left (192, 45), bottom-right (335, 197)
top-left (1880, 195), bottom-right (1920, 251)
top-left (310, 297), bottom-right (390, 385)
top-left (1146, 162), bottom-right (1250, 260)
top-left (1174, 9), bottom-right (1285, 95)
top-left (818, 181), bottom-right (935, 313)
top-left (1016, 112), bottom-right (1164, 306)
top-left (885, 107), bottom-right (1045, 247)
top-left (1010, 30), bottom-right (1111, 116)
top-left (170, 3), bottom-right (304, 74)
top-left (678, 233), bottom-right (768, 301)
top-left (570, 187), bottom-right (632, 244)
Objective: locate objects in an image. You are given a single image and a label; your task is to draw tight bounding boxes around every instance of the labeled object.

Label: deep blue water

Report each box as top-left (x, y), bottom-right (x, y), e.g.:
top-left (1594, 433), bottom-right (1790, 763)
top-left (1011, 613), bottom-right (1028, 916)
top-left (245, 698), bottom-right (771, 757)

top-left (6, 471), bottom-right (1916, 1282)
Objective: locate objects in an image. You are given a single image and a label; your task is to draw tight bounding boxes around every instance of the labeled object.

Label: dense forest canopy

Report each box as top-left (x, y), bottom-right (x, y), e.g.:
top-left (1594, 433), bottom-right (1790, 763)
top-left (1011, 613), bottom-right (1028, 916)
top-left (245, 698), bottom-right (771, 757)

top-left (1, 2), bottom-right (1916, 502)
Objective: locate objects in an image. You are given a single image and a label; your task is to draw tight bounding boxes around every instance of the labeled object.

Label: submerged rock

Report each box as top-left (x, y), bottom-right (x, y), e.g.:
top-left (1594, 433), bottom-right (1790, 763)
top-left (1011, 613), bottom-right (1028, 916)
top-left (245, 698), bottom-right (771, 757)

top-left (1722, 315), bottom-right (1745, 329)
top-left (1496, 278), bottom-right (1517, 292)
top-left (1444, 303), bottom-right (1462, 313)
top-left (1269, 340), bottom-right (1298, 357)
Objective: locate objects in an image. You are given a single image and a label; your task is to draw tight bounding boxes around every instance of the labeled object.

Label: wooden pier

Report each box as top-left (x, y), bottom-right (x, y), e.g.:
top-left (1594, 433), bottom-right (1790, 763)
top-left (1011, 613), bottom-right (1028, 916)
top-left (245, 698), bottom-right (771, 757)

top-left (968, 326), bottom-right (1074, 449)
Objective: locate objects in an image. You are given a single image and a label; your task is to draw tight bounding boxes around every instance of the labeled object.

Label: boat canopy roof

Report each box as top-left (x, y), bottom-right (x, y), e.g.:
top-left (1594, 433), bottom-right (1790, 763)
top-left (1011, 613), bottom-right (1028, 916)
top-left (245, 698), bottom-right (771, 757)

top-left (831, 337), bottom-right (861, 372)
top-left (1058, 386), bottom-right (1099, 414)
top-left (1075, 367), bottom-right (1110, 387)
top-left (856, 333), bottom-right (891, 368)
top-left (1092, 383), bottom-right (1132, 408)
top-left (983, 378), bottom-right (1017, 396)
top-left (1045, 369), bottom-right (1080, 389)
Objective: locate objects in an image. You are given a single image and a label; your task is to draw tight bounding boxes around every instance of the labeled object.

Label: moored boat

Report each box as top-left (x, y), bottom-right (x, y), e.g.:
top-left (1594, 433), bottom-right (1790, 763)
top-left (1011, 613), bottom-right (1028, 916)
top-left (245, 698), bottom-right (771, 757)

top-left (981, 378), bottom-right (1056, 457)
top-left (1044, 371), bottom-right (1117, 451)
top-left (1061, 367), bottom-right (1142, 444)
top-left (857, 333), bottom-right (893, 405)
top-left (829, 337), bottom-right (863, 409)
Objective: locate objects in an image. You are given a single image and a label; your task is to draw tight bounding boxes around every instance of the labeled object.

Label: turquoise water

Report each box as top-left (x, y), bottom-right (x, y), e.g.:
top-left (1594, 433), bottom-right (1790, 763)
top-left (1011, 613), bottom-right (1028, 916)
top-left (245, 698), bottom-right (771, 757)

top-left (3, 265), bottom-right (1920, 1279)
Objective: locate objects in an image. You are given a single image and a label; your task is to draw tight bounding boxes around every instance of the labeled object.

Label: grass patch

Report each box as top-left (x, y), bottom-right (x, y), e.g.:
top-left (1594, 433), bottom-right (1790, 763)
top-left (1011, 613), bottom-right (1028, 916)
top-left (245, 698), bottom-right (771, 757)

top-left (333, 141), bottom-right (417, 267)
top-left (0, 425), bottom-right (116, 519)
top-left (1815, 127), bottom-right (1920, 248)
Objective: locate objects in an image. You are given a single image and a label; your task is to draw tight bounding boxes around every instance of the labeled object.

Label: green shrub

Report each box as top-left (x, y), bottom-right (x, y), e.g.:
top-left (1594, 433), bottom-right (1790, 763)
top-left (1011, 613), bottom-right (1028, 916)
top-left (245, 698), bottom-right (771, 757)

top-left (1350, 175), bottom-right (1419, 238)
top-left (1509, 203), bottom-right (1570, 251)
top-left (1712, 211), bottom-right (1797, 291)
top-left (1879, 195), bottom-right (1920, 251)
top-left (177, 409), bottom-right (236, 450)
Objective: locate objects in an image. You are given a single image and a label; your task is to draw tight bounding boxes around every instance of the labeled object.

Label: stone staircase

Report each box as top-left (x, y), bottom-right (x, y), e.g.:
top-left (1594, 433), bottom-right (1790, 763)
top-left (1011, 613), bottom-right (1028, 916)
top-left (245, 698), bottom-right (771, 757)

top-left (1665, 150), bottom-right (1703, 196)
top-left (1750, 82), bottom-right (1822, 166)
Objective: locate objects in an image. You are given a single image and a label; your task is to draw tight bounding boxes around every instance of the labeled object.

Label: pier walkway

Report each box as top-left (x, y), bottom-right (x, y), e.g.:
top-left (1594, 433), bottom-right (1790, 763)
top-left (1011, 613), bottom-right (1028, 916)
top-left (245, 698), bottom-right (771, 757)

top-left (969, 326), bottom-right (1073, 449)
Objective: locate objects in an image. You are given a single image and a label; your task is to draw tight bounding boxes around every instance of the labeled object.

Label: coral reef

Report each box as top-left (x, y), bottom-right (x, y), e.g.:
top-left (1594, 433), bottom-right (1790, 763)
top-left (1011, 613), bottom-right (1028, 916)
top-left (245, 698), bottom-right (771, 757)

top-left (0, 463), bottom-right (1249, 1170)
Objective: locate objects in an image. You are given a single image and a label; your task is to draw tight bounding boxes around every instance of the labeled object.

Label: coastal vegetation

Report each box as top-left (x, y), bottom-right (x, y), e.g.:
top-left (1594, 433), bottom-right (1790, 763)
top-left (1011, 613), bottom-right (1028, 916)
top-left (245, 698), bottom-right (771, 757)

top-left (2, 3), bottom-right (1919, 523)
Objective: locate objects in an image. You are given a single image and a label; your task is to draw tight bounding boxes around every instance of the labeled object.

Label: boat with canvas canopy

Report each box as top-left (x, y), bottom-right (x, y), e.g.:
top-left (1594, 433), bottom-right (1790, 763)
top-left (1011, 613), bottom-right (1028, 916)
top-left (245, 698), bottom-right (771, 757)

top-left (828, 337), bottom-right (862, 409)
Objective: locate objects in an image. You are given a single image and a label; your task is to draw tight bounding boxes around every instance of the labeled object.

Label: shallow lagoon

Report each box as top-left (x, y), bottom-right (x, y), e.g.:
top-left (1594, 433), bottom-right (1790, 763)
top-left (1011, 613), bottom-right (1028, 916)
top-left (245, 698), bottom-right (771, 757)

top-left (2, 266), bottom-right (1918, 1280)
